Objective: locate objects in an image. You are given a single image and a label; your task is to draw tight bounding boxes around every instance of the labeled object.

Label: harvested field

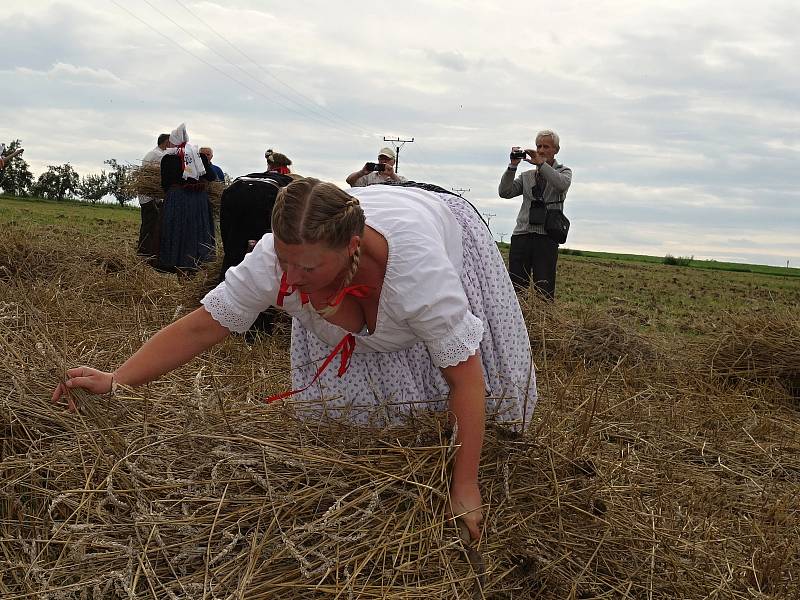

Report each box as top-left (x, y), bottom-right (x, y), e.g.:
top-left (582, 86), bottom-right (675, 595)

top-left (1, 204), bottom-right (799, 599)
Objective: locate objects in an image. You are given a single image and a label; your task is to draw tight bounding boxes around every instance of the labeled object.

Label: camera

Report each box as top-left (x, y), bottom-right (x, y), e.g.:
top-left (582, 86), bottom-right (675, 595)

top-left (510, 150), bottom-right (527, 160)
top-left (365, 162), bottom-right (386, 172)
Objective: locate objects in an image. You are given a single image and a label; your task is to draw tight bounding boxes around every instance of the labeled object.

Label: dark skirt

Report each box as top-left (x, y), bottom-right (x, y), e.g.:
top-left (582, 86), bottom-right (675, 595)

top-left (159, 186), bottom-right (215, 271)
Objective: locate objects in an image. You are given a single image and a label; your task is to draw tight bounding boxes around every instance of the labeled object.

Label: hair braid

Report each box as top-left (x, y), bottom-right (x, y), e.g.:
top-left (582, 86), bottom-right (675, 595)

top-left (341, 243), bottom-right (361, 290)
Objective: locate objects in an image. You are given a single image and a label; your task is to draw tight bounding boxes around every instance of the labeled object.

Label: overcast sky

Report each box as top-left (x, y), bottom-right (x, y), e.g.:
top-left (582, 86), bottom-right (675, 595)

top-left (2, 0), bottom-right (798, 267)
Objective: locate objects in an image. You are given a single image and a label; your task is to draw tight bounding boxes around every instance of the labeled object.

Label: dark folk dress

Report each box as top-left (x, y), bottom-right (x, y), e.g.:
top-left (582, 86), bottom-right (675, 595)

top-left (158, 153), bottom-right (217, 272)
top-left (218, 170), bottom-right (292, 335)
top-left (218, 171), bottom-right (292, 281)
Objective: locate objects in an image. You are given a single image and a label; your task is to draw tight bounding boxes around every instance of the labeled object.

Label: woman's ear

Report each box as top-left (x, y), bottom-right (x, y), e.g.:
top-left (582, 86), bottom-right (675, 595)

top-left (348, 235), bottom-right (361, 256)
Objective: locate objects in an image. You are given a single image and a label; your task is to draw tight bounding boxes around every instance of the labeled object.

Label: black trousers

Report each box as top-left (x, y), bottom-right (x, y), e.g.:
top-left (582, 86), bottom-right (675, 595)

top-left (137, 200), bottom-right (160, 257)
top-left (509, 232), bottom-right (559, 300)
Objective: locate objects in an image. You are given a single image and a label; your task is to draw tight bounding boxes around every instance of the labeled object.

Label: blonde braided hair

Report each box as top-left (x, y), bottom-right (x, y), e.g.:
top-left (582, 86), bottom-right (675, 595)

top-left (272, 179), bottom-right (366, 315)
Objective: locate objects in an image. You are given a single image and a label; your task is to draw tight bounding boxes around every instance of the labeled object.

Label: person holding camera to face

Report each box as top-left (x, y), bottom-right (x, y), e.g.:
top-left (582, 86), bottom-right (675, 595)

top-left (346, 147), bottom-right (407, 187)
top-left (499, 129), bottom-right (572, 300)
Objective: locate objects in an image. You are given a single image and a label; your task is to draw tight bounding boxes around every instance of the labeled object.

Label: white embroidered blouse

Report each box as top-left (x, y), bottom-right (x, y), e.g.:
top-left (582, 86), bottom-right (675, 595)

top-left (201, 185), bottom-right (484, 368)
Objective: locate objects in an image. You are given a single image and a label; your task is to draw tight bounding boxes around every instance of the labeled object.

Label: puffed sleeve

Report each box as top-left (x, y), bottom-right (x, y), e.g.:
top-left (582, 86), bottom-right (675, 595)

top-left (160, 154), bottom-right (181, 190)
top-left (393, 242), bottom-right (484, 368)
top-left (200, 234), bottom-right (281, 333)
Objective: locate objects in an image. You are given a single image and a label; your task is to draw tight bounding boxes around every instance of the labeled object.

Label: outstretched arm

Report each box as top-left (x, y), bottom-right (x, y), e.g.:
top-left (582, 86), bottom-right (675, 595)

top-left (441, 352), bottom-right (486, 541)
top-left (346, 164), bottom-right (369, 186)
top-left (0, 148), bottom-right (23, 169)
top-left (53, 307), bottom-right (230, 407)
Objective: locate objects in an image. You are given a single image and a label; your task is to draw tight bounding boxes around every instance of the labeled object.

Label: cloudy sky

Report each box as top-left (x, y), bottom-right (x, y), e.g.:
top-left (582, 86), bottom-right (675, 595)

top-left (2, 0), bottom-right (798, 267)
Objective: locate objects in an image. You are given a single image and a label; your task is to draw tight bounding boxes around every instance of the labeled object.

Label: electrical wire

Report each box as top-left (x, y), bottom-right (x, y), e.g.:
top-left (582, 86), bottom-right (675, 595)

top-left (109, 0), bottom-right (360, 138)
top-left (172, 0), bottom-right (376, 137)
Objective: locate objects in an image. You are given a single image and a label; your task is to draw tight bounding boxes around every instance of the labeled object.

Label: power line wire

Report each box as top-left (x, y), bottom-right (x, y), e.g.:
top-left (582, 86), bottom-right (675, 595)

top-left (172, 0), bottom-right (375, 137)
top-left (140, 0), bottom-right (358, 137)
top-left (110, 0), bottom-right (357, 138)
top-left (137, 0), bottom-right (357, 137)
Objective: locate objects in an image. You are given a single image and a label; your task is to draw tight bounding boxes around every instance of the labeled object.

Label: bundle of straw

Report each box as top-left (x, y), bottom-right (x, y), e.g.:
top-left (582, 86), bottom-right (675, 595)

top-left (521, 292), bottom-right (661, 368)
top-left (705, 310), bottom-right (800, 390)
top-left (127, 164), bottom-right (226, 213)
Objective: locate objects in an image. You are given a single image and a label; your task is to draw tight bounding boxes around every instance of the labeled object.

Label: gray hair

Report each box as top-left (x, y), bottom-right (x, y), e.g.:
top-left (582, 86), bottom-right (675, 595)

top-left (535, 129), bottom-right (560, 149)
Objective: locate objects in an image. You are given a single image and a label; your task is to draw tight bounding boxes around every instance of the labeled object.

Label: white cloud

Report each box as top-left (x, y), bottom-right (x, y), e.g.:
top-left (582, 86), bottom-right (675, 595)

top-left (0, 0), bottom-right (798, 267)
top-left (15, 62), bottom-right (124, 86)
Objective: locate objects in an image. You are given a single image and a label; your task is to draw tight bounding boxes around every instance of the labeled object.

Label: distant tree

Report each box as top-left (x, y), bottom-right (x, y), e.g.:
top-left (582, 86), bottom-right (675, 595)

top-left (0, 139), bottom-right (34, 196)
top-left (77, 171), bottom-right (110, 204)
top-left (104, 159), bottom-right (136, 206)
top-left (663, 254), bottom-right (693, 267)
top-left (31, 163), bottom-right (80, 201)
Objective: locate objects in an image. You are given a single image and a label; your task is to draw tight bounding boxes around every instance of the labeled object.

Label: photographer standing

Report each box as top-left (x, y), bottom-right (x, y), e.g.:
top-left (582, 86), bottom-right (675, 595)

top-left (499, 130), bottom-right (572, 300)
top-left (346, 147), bottom-right (407, 187)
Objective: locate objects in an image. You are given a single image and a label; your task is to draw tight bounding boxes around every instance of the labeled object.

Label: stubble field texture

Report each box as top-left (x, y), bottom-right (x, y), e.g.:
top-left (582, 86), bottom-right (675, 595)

top-left (1, 196), bottom-right (799, 599)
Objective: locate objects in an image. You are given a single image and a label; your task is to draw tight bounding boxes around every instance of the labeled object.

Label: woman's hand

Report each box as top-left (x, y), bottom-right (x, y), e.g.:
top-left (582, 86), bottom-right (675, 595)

top-left (450, 480), bottom-right (484, 542)
top-left (52, 367), bottom-right (113, 411)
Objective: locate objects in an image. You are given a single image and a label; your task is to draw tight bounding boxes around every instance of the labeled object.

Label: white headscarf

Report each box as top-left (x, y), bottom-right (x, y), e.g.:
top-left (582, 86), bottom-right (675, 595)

top-left (164, 123), bottom-right (206, 180)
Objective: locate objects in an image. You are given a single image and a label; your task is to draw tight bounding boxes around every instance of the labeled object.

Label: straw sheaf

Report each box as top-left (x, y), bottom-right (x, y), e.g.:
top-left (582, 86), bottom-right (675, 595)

top-left (703, 310), bottom-right (800, 395)
top-left (521, 291), bottom-right (662, 369)
top-left (126, 164), bottom-right (226, 214)
top-left (1, 228), bottom-right (799, 598)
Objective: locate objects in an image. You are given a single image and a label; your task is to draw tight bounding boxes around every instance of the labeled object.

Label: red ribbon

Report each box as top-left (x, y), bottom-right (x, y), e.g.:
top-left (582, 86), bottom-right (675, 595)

top-left (267, 274), bottom-right (372, 403)
top-left (175, 142), bottom-right (187, 174)
top-left (265, 333), bottom-right (356, 403)
top-left (276, 272), bottom-right (310, 307)
top-left (327, 284), bottom-right (371, 307)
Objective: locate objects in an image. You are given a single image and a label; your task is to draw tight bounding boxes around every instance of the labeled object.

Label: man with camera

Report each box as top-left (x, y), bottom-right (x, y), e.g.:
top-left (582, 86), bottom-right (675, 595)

top-left (499, 129), bottom-right (572, 300)
top-left (346, 147), bottom-right (407, 187)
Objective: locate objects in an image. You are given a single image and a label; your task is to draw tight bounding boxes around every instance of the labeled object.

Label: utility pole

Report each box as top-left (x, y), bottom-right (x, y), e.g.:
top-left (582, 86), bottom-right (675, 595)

top-left (383, 136), bottom-right (414, 172)
top-left (451, 187), bottom-right (470, 196)
top-left (482, 212), bottom-right (496, 231)
top-left (499, 232), bottom-right (508, 244)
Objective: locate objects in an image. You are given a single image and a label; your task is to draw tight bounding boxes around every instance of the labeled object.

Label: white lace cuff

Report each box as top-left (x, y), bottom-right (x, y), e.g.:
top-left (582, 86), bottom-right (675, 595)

top-left (201, 285), bottom-right (257, 334)
top-left (425, 312), bottom-right (484, 368)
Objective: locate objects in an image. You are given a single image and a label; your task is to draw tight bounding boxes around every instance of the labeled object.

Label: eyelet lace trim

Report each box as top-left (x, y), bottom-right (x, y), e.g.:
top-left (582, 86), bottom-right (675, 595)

top-left (201, 288), bottom-right (252, 333)
top-left (426, 312), bottom-right (484, 368)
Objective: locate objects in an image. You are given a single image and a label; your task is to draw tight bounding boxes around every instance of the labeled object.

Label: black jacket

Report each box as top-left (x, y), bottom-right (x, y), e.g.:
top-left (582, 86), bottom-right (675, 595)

top-left (218, 171), bottom-right (293, 281)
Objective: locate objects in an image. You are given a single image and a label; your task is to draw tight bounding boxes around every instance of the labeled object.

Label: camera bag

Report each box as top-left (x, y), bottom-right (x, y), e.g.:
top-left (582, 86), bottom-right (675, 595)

top-left (528, 200), bottom-right (547, 225)
top-left (544, 206), bottom-right (570, 244)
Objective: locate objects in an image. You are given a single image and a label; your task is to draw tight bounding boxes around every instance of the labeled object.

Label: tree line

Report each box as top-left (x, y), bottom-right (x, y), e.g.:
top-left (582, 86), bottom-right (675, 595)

top-left (0, 139), bottom-right (135, 205)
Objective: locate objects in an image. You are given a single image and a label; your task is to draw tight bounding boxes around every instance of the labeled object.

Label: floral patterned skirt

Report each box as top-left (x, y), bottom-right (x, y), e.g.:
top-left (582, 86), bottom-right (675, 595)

top-left (288, 184), bottom-right (536, 431)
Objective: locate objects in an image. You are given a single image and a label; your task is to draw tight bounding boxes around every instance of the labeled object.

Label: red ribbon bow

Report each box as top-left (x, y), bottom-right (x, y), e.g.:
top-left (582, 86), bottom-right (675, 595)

top-left (266, 275), bottom-right (373, 404)
top-left (175, 142), bottom-right (187, 173)
top-left (265, 333), bottom-right (356, 403)
top-left (276, 272), bottom-right (310, 307)
top-left (327, 284), bottom-right (371, 307)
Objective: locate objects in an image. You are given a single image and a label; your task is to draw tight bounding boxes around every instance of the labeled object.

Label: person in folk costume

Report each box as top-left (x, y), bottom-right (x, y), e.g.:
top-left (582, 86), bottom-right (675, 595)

top-left (158, 123), bottom-right (218, 274)
top-left (217, 152), bottom-right (295, 337)
top-left (53, 179), bottom-right (537, 542)
top-left (218, 151), bottom-right (295, 283)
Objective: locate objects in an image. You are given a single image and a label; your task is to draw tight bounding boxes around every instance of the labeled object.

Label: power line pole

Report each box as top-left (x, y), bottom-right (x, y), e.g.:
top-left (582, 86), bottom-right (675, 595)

top-left (383, 136), bottom-right (414, 172)
top-left (482, 212), bottom-right (496, 231)
top-left (451, 187), bottom-right (470, 196)
top-left (499, 232), bottom-right (508, 244)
